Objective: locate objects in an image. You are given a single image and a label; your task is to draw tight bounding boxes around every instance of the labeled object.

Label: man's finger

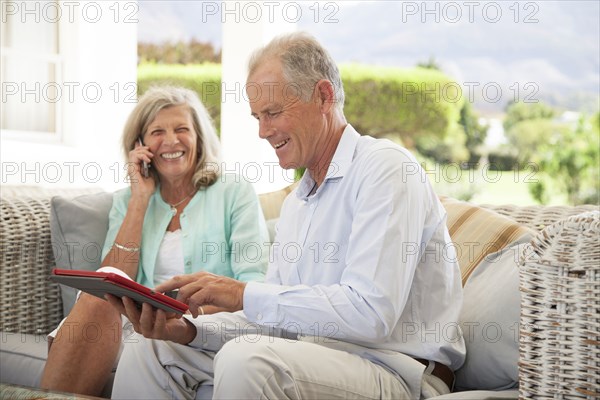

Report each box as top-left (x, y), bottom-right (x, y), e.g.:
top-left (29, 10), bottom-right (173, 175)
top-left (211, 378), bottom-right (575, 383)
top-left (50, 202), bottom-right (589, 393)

top-left (177, 280), bottom-right (207, 306)
top-left (187, 290), bottom-right (211, 317)
top-left (154, 309), bottom-right (167, 337)
top-left (105, 294), bottom-right (126, 315)
top-left (139, 302), bottom-right (156, 335)
top-left (122, 297), bottom-right (143, 326)
top-left (155, 274), bottom-right (196, 293)
top-left (115, 296), bottom-right (141, 333)
top-left (199, 305), bottom-right (223, 315)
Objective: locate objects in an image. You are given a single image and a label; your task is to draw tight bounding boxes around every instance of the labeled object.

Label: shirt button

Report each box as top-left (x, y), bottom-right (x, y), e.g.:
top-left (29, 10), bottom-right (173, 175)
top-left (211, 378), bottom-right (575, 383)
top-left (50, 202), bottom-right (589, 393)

top-left (186, 261), bottom-right (191, 266)
top-left (256, 313), bottom-right (263, 321)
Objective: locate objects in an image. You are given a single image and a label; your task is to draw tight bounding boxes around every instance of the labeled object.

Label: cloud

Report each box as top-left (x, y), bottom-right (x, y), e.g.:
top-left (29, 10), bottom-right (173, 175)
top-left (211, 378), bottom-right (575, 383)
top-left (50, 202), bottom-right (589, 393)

top-left (138, 3), bottom-right (190, 43)
top-left (137, 1), bottom-right (599, 111)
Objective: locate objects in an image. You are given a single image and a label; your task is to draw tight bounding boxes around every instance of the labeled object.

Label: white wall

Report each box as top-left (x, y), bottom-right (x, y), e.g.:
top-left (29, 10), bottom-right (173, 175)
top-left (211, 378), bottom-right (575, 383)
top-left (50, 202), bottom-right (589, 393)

top-left (1, 1), bottom-right (137, 191)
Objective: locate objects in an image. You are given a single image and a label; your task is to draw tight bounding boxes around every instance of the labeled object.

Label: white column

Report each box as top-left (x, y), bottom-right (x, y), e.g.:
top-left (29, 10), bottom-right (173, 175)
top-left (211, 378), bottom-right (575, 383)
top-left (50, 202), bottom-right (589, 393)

top-left (220, 3), bottom-right (296, 194)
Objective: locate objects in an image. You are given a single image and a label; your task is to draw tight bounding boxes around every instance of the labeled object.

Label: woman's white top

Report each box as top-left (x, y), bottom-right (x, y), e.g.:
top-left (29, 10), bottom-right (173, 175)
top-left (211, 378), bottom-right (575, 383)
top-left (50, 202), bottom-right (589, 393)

top-left (153, 229), bottom-right (185, 284)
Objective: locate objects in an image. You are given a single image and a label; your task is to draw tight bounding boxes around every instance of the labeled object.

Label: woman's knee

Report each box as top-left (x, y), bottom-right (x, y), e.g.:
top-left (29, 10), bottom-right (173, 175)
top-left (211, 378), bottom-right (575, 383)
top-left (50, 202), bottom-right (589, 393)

top-left (55, 294), bottom-right (122, 345)
top-left (73, 293), bottom-right (120, 321)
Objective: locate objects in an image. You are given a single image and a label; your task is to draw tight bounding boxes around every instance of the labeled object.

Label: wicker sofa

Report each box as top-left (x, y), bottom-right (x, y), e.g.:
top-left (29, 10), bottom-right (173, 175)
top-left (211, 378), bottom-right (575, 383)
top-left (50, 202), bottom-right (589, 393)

top-left (0, 184), bottom-right (598, 399)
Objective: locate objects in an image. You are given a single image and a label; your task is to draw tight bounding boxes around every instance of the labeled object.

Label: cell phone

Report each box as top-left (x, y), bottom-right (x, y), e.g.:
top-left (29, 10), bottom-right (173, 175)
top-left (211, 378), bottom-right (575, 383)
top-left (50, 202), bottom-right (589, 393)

top-left (138, 138), bottom-right (150, 178)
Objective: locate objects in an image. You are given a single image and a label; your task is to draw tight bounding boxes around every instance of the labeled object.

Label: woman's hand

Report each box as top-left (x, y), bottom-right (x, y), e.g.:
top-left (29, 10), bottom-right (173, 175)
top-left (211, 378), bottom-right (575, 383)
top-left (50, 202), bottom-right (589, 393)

top-left (127, 141), bottom-right (155, 199)
top-left (105, 295), bottom-right (196, 345)
top-left (155, 272), bottom-right (247, 318)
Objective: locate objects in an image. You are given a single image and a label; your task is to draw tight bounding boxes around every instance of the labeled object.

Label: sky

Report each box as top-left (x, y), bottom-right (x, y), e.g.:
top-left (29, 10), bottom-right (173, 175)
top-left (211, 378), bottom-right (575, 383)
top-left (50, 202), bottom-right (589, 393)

top-left (137, 1), bottom-right (600, 114)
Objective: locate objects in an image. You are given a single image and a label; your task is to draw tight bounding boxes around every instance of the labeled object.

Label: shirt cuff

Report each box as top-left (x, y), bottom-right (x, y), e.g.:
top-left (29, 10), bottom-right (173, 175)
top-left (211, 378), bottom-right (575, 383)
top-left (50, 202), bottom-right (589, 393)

top-left (185, 314), bottom-right (233, 352)
top-left (184, 314), bottom-right (207, 349)
top-left (243, 281), bottom-right (285, 324)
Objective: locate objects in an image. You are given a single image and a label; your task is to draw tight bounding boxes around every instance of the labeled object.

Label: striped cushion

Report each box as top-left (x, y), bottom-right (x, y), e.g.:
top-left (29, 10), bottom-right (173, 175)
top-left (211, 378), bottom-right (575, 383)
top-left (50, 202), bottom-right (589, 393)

top-left (440, 197), bottom-right (534, 285)
top-left (258, 182), bottom-right (298, 221)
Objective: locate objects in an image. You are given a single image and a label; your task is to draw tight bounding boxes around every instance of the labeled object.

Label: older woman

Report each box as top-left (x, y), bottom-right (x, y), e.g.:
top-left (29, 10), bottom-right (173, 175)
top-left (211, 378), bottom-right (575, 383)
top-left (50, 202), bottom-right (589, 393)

top-left (40, 86), bottom-right (268, 396)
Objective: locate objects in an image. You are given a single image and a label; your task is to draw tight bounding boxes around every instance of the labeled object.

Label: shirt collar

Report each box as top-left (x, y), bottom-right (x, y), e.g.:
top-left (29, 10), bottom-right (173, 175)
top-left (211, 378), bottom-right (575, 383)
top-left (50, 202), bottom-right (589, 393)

top-left (297, 124), bottom-right (360, 199)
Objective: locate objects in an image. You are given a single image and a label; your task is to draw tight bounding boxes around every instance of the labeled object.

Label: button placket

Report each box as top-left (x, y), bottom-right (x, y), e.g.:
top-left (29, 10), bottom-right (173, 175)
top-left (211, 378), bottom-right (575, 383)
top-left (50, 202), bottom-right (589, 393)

top-left (298, 198), bottom-right (318, 247)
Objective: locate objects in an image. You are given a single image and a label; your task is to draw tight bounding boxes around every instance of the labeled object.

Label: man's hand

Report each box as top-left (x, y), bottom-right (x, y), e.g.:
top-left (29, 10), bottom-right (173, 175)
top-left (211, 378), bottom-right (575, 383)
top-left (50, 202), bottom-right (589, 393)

top-left (105, 295), bottom-right (196, 345)
top-left (155, 272), bottom-right (246, 318)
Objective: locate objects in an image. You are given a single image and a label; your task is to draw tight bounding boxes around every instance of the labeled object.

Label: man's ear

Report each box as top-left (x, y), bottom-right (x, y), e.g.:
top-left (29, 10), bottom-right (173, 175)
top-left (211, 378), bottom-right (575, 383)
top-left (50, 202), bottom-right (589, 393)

top-left (315, 79), bottom-right (335, 113)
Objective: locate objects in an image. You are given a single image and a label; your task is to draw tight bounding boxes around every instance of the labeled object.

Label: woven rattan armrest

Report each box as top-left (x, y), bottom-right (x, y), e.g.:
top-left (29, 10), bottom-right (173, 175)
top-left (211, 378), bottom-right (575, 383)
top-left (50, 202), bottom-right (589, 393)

top-left (518, 211), bottom-right (599, 399)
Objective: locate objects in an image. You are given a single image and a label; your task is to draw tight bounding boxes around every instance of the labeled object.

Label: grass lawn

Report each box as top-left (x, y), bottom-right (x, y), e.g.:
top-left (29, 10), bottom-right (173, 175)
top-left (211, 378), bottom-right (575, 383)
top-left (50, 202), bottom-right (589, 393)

top-left (430, 168), bottom-right (568, 206)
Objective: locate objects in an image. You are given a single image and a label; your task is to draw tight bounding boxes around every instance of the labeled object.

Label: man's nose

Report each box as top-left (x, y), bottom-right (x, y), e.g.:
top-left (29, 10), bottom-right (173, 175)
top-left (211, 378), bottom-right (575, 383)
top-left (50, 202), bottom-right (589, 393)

top-left (258, 119), bottom-right (273, 140)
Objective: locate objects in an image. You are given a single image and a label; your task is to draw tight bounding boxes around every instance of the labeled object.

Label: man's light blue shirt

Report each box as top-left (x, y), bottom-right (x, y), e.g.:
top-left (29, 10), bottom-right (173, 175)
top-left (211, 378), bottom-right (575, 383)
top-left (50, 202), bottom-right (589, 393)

top-left (244, 125), bottom-right (466, 371)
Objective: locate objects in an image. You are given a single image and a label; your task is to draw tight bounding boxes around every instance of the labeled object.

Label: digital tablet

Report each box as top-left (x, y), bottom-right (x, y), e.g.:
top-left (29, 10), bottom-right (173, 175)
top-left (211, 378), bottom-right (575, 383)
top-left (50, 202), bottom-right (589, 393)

top-left (50, 269), bottom-right (189, 315)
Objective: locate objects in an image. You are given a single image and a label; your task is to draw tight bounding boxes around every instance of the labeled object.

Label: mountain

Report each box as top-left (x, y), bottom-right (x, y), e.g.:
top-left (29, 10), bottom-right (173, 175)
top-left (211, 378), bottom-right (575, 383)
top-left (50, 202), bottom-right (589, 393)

top-left (138, 1), bottom-right (599, 114)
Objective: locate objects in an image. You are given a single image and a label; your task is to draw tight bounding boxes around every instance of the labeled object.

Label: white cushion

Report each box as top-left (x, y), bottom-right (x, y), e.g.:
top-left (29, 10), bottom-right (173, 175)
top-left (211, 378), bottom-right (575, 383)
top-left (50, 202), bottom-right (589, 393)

top-left (454, 234), bottom-right (532, 390)
top-left (0, 333), bottom-right (115, 397)
top-left (0, 334), bottom-right (47, 388)
top-left (429, 389), bottom-right (519, 399)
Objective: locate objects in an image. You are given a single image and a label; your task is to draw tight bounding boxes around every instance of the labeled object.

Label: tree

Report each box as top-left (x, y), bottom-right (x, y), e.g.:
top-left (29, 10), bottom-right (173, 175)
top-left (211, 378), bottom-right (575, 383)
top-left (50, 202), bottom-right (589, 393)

top-left (502, 102), bottom-right (598, 204)
top-left (411, 58), bottom-right (486, 164)
top-left (415, 126), bottom-right (469, 165)
top-left (505, 118), bottom-right (569, 167)
top-left (138, 40), bottom-right (220, 64)
top-left (503, 101), bottom-right (555, 132)
top-left (340, 64), bottom-right (464, 157)
top-left (530, 113), bottom-right (599, 205)
top-left (459, 102), bottom-right (488, 165)
top-left (417, 56), bottom-right (442, 71)
top-left (503, 101), bottom-right (560, 167)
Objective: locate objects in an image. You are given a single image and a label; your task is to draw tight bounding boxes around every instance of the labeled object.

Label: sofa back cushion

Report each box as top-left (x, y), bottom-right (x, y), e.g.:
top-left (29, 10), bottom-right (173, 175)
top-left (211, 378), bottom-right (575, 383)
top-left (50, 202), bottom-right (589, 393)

top-left (50, 192), bottom-right (113, 316)
top-left (259, 182), bottom-right (297, 221)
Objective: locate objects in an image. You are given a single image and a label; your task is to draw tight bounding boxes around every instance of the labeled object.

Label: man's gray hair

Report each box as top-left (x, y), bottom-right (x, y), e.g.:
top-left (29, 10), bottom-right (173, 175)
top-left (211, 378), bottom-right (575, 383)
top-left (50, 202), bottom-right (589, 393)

top-left (248, 32), bottom-right (345, 109)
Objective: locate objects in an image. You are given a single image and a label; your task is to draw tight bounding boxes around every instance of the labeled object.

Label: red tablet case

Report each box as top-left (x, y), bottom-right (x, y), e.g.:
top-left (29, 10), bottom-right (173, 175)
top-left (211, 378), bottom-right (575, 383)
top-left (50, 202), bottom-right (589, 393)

top-left (50, 269), bottom-right (188, 315)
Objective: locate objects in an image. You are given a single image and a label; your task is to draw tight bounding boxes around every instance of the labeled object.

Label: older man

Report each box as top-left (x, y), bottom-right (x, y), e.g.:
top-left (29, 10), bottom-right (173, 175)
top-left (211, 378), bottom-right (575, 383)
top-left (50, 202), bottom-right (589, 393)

top-left (110, 32), bottom-right (465, 399)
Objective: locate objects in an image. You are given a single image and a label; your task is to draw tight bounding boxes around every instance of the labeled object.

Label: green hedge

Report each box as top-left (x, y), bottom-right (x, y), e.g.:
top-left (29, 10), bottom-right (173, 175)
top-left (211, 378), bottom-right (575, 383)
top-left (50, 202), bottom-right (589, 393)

top-left (138, 63), bottom-right (223, 131)
top-left (138, 63), bottom-right (465, 159)
top-left (339, 64), bottom-right (464, 148)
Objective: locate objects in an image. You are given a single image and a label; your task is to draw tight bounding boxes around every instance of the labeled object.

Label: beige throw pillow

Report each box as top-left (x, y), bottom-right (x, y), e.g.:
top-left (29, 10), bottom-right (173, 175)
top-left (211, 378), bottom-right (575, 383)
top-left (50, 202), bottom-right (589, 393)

top-left (440, 197), bottom-right (534, 285)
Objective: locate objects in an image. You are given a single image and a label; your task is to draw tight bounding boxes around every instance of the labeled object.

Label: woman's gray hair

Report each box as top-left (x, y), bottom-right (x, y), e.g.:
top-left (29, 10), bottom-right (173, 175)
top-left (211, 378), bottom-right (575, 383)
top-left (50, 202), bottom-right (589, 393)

top-left (248, 32), bottom-right (345, 109)
top-left (122, 86), bottom-right (221, 189)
